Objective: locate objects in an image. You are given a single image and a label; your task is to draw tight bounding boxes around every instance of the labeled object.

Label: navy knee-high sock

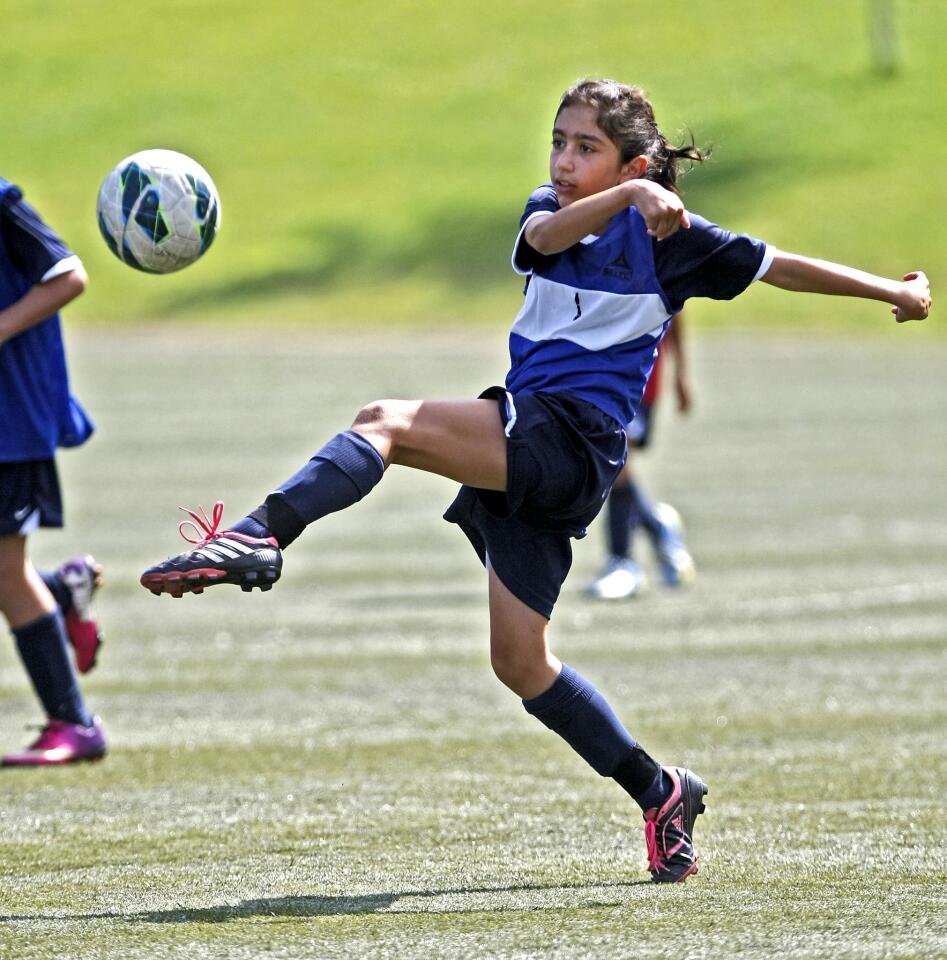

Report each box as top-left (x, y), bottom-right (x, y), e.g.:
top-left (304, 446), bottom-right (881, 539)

top-left (522, 664), bottom-right (668, 809)
top-left (13, 611), bottom-right (92, 726)
top-left (236, 430), bottom-right (386, 548)
top-left (606, 484), bottom-right (638, 559)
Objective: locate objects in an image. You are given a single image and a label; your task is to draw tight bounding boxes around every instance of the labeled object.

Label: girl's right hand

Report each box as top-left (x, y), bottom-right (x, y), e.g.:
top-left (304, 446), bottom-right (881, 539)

top-left (626, 180), bottom-right (690, 240)
top-left (893, 272), bottom-right (931, 323)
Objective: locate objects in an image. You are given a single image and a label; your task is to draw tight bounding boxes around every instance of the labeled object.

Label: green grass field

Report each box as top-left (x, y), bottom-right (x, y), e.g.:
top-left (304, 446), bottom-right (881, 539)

top-left (3, 0), bottom-right (946, 329)
top-left (3, 2), bottom-right (945, 954)
top-left (1, 329), bottom-right (944, 959)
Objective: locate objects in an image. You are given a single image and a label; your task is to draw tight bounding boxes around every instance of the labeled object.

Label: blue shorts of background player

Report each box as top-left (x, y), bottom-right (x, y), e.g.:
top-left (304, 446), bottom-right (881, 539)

top-left (587, 310), bottom-right (696, 600)
top-left (137, 79), bottom-right (929, 883)
top-left (0, 177), bottom-right (107, 767)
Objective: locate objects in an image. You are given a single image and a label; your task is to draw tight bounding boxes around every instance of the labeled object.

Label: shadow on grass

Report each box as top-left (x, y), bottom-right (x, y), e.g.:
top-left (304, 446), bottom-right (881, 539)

top-left (162, 203), bottom-right (515, 314)
top-left (153, 149), bottom-right (810, 318)
top-left (0, 879), bottom-right (650, 924)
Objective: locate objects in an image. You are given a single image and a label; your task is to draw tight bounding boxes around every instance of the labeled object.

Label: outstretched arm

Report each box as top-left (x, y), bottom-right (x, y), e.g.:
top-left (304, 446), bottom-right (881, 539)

top-left (762, 251), bottom-right (930, 323)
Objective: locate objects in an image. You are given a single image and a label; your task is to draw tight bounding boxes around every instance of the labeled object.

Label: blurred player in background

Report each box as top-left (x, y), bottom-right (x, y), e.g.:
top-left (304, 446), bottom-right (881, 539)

top-left (0, 176), bottom-right (106, 767)
top-left (587, 310), bottom-right (695, 599)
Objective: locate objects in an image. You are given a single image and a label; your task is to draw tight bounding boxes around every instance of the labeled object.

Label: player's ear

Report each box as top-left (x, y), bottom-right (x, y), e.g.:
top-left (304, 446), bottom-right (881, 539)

top-left (620, 155), bottom-right (648, 182)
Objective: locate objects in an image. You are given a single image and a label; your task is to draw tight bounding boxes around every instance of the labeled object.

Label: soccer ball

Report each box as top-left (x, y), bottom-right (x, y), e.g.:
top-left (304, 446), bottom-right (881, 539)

top-left (96, 149), bottom-right (221, 273)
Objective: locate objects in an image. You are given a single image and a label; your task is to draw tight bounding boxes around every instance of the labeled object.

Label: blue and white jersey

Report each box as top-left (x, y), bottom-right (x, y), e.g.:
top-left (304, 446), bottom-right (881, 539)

top-left (0, 178), bottom-right (93, 461)
top-left (507, 184), bottom-right (772, 425)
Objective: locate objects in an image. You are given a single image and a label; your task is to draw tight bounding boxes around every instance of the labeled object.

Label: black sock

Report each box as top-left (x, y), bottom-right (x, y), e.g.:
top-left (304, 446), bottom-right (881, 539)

top-left (244, 499), bottom-right (304, 548)
top-left (613, 746), bottom-right (670, 810)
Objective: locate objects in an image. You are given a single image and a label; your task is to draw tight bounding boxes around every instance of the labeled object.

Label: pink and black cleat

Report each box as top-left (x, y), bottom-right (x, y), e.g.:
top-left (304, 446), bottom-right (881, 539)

top-left (57, 555), bottom-right (104, 673)
top-left (2, 717), bottom-right (107, 767)
top-left (643, 765), bottom-right (708, 883)
top-left (140, 501), bottom-right (282, 597)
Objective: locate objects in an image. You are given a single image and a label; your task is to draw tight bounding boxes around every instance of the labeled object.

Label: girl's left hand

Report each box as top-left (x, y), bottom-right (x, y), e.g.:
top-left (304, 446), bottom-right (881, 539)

top-left (893, 272), bottom-right (931, 323)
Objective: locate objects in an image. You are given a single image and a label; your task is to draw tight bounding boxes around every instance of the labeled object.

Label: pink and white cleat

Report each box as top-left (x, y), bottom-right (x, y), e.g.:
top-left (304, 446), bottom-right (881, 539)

top-left (2, 718), bottom-right (107, 767)
top-left (57, 555), bottom-right (104, 673)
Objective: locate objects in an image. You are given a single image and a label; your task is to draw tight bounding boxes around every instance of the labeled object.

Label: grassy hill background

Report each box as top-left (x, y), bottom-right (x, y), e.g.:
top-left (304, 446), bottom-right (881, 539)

top-left (4, 0), bottom-right (944, 332)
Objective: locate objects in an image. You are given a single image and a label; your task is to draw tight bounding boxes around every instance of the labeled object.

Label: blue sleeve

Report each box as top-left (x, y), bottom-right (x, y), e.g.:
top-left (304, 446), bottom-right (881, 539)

top-left (512, 184), bottom-right (560, 275)
top-left (652, 212), bottom-right (767, 312)
top-left (0, 187), bottom-right (73, 286)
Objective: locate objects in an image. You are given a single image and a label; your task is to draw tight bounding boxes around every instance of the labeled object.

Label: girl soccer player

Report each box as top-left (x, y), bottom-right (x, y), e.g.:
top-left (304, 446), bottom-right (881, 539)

top-left (140, 79), bottom-right (930, 882)
top-left (0, 176), bottom-right (107, 766)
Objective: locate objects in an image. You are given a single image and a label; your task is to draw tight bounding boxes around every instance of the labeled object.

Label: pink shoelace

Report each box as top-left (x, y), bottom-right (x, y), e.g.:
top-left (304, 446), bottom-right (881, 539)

top-left (178, 501), bottom-right (226, 547)
top-left (644, 818), bottom-right (665, 873)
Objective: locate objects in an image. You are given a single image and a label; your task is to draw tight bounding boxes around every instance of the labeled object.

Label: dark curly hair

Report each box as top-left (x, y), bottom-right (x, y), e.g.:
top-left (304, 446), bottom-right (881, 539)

top-left (557, 78), bottom-right (708, 194)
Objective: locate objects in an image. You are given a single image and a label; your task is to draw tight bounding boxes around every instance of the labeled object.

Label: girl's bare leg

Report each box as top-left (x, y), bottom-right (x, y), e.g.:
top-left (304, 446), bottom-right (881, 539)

top-left (487, 563), bottom-right (560, 699)
top-left (0, 535), bottom-right (55, 629)
top-left (353, 397), bottom-right (508, 491)
top-left (142, 396), bottom-right (509, 595)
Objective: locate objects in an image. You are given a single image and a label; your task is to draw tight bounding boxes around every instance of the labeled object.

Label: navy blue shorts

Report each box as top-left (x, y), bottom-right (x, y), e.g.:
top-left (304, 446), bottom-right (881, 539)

top-left (0, 459), bottom-right (64, 535)
top-left (443, 388), bottom-right (627, 619)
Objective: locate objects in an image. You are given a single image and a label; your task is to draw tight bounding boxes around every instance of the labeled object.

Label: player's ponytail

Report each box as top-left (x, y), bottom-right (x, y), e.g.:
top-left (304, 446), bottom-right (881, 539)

top-left (649, 132), bottom-right (708, 193)
top-left (557, 79), bottom-right (709, 194)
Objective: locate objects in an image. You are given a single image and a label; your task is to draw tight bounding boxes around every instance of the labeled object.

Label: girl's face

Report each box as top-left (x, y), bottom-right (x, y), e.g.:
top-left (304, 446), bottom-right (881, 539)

top-left (550, 103), bottom-right (643, 206)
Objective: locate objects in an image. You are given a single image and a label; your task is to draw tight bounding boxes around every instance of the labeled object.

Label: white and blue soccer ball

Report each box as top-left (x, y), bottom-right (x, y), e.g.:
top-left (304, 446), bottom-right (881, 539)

top-left (96, 149), bottom-right (221, 274)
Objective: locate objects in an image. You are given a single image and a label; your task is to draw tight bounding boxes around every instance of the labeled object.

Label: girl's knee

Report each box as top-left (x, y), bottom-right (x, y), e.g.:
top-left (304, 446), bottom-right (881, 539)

top-left (490, 644), bottom-right (552, 698)
top-left (490, 648), bottom-right (524, 693)
top-left (352, 400), bottom-right (389, 431)
top-left (353, 399), bottom-right (411, 434)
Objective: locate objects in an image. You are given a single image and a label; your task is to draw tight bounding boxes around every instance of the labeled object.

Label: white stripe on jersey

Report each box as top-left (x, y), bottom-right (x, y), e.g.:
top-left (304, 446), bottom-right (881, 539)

top-left (511, 275), bottom-right (668, 351)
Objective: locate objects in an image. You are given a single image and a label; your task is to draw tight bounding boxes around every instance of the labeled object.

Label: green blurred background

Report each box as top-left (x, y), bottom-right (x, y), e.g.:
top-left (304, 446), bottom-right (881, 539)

top-left (3, 0), bottom-right (944, 331)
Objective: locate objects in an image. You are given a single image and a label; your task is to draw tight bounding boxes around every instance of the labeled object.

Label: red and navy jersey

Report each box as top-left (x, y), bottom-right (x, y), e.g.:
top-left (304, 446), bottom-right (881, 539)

top-left (0, 178), bottom-right (93, 461)
top-left (508, 184), bottom-right (771, 425)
